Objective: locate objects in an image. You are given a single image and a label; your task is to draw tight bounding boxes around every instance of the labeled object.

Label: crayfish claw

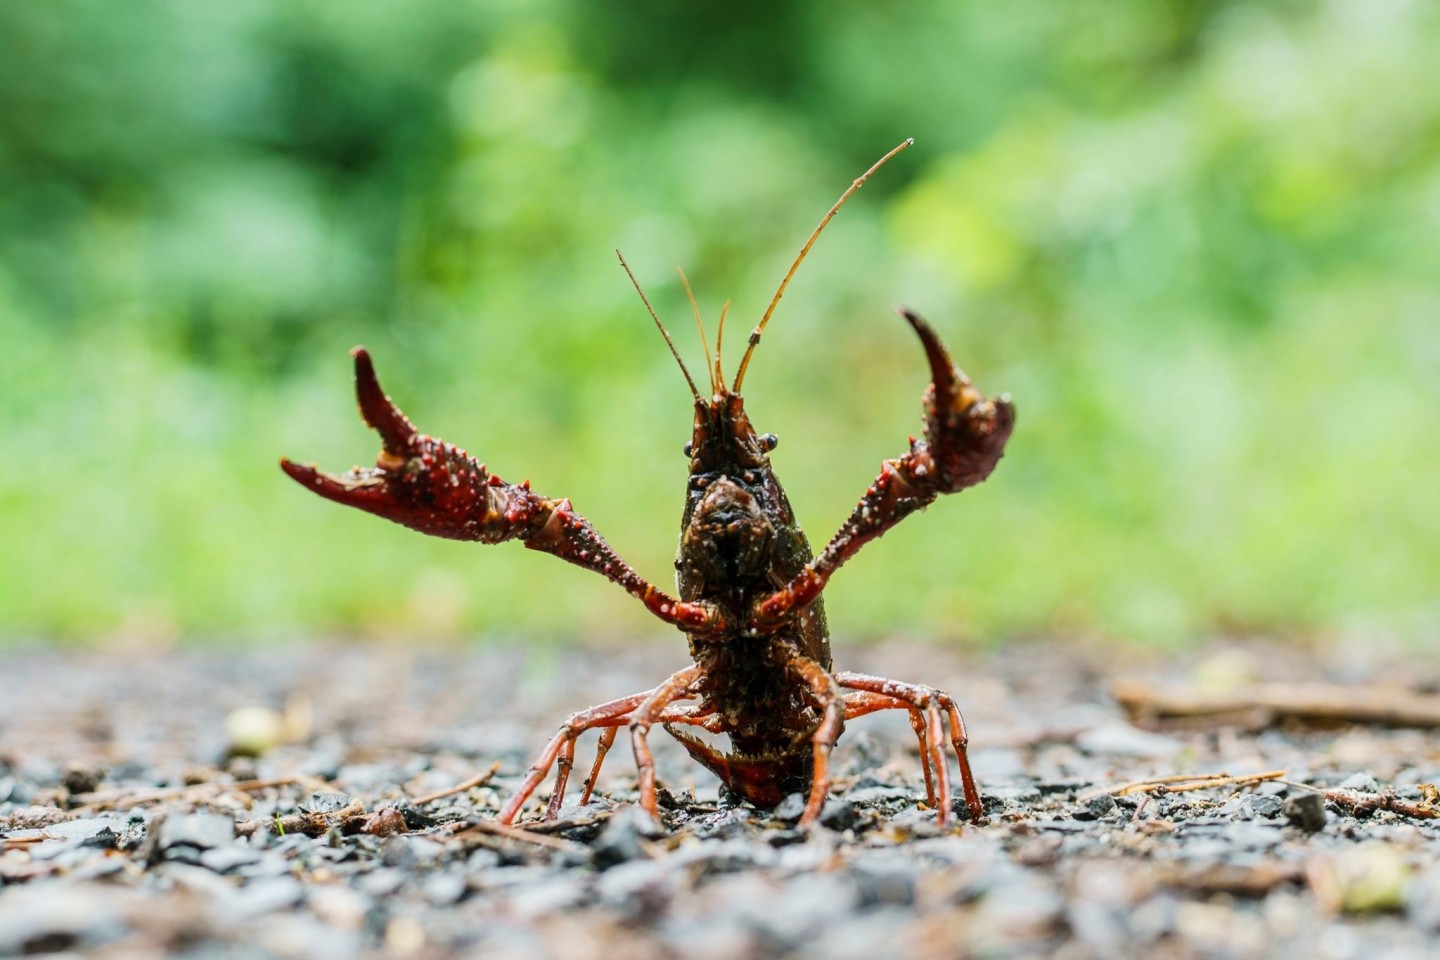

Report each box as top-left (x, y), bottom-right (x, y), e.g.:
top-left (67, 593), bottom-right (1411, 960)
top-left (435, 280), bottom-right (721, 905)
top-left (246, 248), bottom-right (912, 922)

top-left (278, 457), bottom-right (397, 513)
top-left (351, 347), bottom-right (419, 458)
top-left (283, 347), bottom-right (532, 541)
top-left (898, 308), bottom-right (980, 417)
top-left (280, 347), bottom-right (452, 521)
top-left (899, 308), bottom-right (1015, 492)
top-left (277, 457), bottom-right (321, 489)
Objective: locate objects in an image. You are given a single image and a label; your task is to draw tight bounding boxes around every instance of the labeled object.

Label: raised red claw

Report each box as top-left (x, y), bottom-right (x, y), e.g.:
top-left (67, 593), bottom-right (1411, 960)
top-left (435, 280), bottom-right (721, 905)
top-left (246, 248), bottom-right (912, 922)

top-left (279, 349), bottom-right (724, 641)
top-left (750, 311), bottom-right (1014, 639)
top-left (279, 348), bottom-right (515, 542)
top-left (899, 308), bottom-right (1016, 492)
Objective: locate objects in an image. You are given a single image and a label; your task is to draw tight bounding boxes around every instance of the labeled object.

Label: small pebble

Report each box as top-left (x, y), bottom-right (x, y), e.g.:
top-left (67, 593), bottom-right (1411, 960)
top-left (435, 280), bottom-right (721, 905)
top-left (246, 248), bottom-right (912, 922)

top-left (596, 859), bottom-right (674, 917)
top-left (847, 785), bottom-right (915, 807)
top-left (1338, 772), bottom-right (1382, 794)
top-left (362, 806), bottom-right (408, 837)
top-left (225, 706), bottom-right (288, 757)
top-left (1244, 795), bottom-right (1284, 819)
top-left (0, 886), bottom-right (128, 954)
top-left (773, 792), bottom-right (808, 822)
top-left (592, 806), bottom-right (655, 869)
top-left (819, 798), bottom-right (859, 831)
top-left (1407, 868), bottom-right (1440, 932)
top-left (1283, 793), bottom-right (1328, 833)
top-left (199, 845), bottom-right (262, 874)
top-left (309, 885), bottom-right (373, 931)
top-left (151, 813), bottom-right (238, 861)
top-left (44, 818), bottom-right (121, 843)
top-left (1074, 794), bottom-right (1117, 821)
top-left (756, 873), bottom-right (860, 946)
top-left (357, 867), bottom-right (408, 898)
top-left (62, 763), bottom-right (104, 795)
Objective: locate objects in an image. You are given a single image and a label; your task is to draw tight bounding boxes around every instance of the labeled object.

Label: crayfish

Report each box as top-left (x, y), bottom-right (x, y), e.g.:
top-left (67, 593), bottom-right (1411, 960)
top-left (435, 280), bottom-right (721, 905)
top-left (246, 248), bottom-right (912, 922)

top-left (281, 140), bottom-right (1015, 827)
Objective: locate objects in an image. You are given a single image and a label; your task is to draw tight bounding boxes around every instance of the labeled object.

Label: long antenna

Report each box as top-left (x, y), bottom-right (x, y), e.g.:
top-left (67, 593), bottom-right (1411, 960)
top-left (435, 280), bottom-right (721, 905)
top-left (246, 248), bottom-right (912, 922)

top-left (617, 249), bottom-right (702, 403)
top-left (731, 138), bottom-right (914, 393)
top-left (677, 266), bottom-right (715, 394)
top-left (715, 300), bottom-right (730, 392)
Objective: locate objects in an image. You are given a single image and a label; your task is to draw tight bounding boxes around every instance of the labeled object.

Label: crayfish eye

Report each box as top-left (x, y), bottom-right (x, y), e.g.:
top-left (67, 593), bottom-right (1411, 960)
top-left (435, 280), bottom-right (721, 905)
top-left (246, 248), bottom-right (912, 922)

top-left (759, 433), bottom-right (779, 453)
top-left (683, 440), bottom-right (694, 458)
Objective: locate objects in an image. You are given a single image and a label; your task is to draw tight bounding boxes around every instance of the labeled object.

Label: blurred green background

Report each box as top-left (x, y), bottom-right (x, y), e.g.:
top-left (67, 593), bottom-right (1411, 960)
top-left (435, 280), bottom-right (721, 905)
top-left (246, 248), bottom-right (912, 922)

top-left (2, 0), bottom-right (1436, 647)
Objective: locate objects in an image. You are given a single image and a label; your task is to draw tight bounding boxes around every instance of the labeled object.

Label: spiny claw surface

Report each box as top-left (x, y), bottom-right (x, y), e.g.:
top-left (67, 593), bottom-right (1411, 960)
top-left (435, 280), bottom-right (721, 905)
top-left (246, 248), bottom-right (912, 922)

top-left (280, 348), bottom-right (517, 542)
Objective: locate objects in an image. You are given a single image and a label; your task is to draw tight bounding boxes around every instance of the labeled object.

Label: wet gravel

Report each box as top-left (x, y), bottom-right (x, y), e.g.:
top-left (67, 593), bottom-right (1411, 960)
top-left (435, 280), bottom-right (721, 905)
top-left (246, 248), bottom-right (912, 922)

top-left (2, 639), bottom-right (1439, 958)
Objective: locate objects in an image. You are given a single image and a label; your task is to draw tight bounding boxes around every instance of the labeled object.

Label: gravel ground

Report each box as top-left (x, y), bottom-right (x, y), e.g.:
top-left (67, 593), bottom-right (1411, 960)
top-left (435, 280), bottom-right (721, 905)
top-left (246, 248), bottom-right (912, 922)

top-left (2, 638), bottom-right (1439, 959)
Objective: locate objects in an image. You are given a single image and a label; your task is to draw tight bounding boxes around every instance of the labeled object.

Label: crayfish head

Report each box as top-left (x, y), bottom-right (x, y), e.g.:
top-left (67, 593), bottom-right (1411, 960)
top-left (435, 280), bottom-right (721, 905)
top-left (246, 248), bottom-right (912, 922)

top-left (684, 392), bottom-right (777, 476)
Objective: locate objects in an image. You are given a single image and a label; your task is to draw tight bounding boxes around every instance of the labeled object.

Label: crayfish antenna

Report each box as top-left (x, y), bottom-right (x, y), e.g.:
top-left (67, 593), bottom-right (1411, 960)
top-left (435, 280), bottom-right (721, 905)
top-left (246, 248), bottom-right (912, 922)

top-left (677, 266), bottom-right (716, 396)
top-left (617, 249), bottom-right (703, 404)
top-left (714, 300), bottom-right (730, 395)
top-left (732, 138), bottom-right (915, 394)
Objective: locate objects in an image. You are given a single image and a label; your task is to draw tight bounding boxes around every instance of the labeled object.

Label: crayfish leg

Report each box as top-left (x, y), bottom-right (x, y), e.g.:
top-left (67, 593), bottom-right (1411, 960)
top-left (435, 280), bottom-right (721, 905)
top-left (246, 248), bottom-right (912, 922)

top-left (499, 691), bottom-right (656, 825)
top-left (628, 667), bottom-right (703, 821)
top-left (835, 672), bottom-right (981, 825)
top-left (579, 726), bottom-right (619, 806)
top-left (502, 669), bottom-right (709, 825)
top-left (787, 656), bottom-right (844, 826)
top-left (544, 737), bottom-right (578, 820)
top-left (843, 691), bottom-right (938, 808)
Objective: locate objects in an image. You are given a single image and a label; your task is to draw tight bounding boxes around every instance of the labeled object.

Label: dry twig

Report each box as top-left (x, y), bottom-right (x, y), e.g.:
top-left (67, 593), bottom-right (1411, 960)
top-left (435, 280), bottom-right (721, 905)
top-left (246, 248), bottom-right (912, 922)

top-left (235, 797), bottom-right (368, 838)
top-left (1322, 789), bottom-right (1439, 821)
top-left (1112, 679), bottom-right (1440, 729)
top-left (449, 819), bottom-right (588, 853)
top-left (409, 761), bottom-right (501, 805)
top-left (72, 774), bottom-right (329, 814)
top-left (1078, 769), bottom-right (1285, 803)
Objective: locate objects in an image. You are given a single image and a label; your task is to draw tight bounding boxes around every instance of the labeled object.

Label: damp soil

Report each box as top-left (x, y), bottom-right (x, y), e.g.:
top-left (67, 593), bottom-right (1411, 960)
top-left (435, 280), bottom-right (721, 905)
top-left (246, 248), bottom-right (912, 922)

top-left (2, 638), bottom-right (1438, 959)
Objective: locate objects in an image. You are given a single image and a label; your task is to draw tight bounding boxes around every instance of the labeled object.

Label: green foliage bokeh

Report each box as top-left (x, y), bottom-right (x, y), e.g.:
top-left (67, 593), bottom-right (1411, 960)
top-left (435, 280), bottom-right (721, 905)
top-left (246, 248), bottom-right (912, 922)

top-left (2, 0), bottom-right (1436, 645)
